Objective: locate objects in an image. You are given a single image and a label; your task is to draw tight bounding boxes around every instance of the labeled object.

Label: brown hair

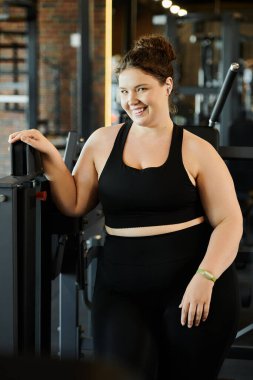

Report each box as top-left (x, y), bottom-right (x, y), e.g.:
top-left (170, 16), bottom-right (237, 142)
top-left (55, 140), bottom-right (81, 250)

top-left (115, 34), bottom-right (177, 112)
top-left (115, 34), bottom-right (176, 82)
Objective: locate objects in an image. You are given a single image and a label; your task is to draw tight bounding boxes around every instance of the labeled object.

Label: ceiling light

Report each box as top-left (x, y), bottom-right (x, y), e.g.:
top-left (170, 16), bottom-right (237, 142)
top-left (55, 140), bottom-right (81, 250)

top-left (170, 5), bottom-right (180, 14)
top-left (162, 0), bottom-right (172, 9)
top-left (178, 9), bottom-right (187, 17)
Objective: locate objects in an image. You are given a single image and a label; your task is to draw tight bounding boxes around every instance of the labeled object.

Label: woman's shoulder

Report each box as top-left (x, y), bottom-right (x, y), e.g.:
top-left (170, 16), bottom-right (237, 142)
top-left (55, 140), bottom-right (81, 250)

top-left (85, 123), bottom-right (125, 161)
top-left (181, 126), bottom-right (225, 177)
top-left (90, 123), bottom-right (124, 142)
top-left (182, 126), bottom-right (219, 157)
top-left (84, 123), bottom-right (124, 148)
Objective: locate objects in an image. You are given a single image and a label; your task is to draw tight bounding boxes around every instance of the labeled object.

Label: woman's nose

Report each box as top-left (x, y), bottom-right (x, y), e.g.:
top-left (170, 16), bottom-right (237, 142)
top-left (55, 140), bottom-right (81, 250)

top-left (128, 92), bottom-right (139, 105)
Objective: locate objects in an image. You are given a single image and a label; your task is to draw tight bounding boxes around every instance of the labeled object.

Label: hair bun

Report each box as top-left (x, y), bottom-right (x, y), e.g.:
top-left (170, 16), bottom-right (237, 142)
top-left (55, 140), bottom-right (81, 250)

top-left (134, 34), bottom-right (176, 62)
top-left (115, 33), bottom-right (176, 91)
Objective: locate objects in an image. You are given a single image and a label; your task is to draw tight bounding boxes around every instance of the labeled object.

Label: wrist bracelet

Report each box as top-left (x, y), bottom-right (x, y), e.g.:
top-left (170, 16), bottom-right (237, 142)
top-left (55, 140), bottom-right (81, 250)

top-left (197, 268), bottom-right (217, 283)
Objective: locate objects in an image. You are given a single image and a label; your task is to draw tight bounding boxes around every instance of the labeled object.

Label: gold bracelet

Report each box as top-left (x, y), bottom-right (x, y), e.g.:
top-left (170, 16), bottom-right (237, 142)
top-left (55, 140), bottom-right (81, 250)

top-left (197, 268), bottom-right (217, 283)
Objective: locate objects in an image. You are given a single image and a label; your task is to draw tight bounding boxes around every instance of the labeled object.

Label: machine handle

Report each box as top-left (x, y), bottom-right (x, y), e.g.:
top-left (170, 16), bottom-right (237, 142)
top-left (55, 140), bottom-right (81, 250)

top-left (209, 62), bottom-right (240, 127)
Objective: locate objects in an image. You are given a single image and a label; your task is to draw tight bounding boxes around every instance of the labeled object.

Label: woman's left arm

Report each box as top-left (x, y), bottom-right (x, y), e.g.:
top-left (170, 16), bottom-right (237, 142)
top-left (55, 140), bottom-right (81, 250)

top-left (196, 140), bottom-right (243, 276)
top-left (180, 136), bottom-right (243, 328)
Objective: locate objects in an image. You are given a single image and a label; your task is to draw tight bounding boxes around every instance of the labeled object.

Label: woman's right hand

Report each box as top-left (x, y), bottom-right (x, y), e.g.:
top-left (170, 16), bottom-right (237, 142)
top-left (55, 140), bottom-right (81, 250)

top-left (8, 128), bottom-right (55, 156)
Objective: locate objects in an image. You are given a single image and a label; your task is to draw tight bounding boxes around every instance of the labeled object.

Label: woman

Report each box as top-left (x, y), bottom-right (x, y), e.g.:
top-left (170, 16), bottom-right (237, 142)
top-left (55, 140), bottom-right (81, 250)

top-left (9, 34), bottom-right (243, 380)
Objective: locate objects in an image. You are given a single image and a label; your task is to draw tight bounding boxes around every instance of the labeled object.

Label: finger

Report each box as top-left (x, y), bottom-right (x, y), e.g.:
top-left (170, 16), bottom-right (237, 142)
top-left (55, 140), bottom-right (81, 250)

top-left (202, 303), bottom-right (210, 322)
top-left (194, 304), bottom-right (204, 326)
top-left (20, 135), bottom-right (40, 149)
top-left (179, 294), bottom-right (185, 309)
top-left (181, 302), bottom-right (189, 326)
top-left (9, 131), bottom-right (31, 143)
top-left (187, 303), bottom-right (197, 328)
top-left (8, 132), bottom-right (23, 143)
top-left (9, 131), bottom-right (23, 138)
top-left (9, 131), bottom-right (39, 146)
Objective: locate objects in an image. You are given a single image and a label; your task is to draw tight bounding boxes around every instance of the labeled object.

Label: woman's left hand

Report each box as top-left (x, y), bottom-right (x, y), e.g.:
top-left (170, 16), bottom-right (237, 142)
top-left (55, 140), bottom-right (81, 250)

top-left (179, 274), bottom-right (214, 328)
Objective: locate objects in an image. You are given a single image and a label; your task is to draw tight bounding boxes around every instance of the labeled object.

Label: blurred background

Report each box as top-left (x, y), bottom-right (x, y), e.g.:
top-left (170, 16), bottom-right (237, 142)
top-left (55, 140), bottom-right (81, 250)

top-left (0, 1), bottom-right (253, 379)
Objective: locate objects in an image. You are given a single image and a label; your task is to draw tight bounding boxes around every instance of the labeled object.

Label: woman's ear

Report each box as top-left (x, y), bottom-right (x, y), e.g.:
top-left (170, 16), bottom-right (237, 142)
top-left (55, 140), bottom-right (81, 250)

top-left (165, 77), bottom-right (173, 94)
top-left (166, 83), bottom-right (172, 95)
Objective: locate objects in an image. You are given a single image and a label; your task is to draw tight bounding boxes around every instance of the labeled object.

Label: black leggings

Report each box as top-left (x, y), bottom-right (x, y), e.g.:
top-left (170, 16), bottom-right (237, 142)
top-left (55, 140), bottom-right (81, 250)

top-left (91, 222), bottom-right (240, 380)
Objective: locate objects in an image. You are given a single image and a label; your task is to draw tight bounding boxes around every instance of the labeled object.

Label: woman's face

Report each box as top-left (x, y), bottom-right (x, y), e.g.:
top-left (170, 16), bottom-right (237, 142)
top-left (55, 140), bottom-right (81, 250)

top-left (118, 67), bottom-right (172, 127)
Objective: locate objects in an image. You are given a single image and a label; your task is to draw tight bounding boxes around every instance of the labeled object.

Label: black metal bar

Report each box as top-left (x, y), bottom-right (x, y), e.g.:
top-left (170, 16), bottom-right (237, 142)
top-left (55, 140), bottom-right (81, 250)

top-left (39, 179), bottom-right (53, 355)
top-left (219, 146), bottom-right (253, 160)
top-left (78, 0), bottom-right (93, 140)
top-left (4, 0), bottom-right (35, 8)
top-left (0, 184), bottom-right (18, 355)
top-left (27, 1), bottom-right (38, 129)
top-left (11, 141), bottom-right (43, 177)
top-left (125, 0), bottom-right (137, 51)
top-left (228, 345), bottom-right (253, 360)
top-left (0, 58), bottom-right (25, 63)
top-left (17, 183), bottom-right (37, 353)
top-left (0, 17), bottom-right (27, 22)
top-left (0, 30), bottom-right (27, 35)
top-left (0, 44), bottom-right (27, 48)
top-left (209, 63), bottom-right (240, 127)
top-left (58, 232), bottom-right (82, 359)
top-left (63, 131), bottom-right (78, 171)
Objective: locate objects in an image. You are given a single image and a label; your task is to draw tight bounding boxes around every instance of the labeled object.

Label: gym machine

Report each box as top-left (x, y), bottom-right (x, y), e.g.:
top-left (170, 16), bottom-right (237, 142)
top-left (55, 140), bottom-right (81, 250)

top-left (0, 62), bottom-right (253, 364)
top-left (0, 132), bottom-right (104, 358)
top-left (0, 142), bottom-right (49, 355)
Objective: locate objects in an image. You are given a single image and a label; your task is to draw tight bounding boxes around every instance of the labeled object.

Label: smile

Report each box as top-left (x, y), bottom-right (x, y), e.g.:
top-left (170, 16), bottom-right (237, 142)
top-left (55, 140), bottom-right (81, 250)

top-left (131, 106), bottom-right (148, 117)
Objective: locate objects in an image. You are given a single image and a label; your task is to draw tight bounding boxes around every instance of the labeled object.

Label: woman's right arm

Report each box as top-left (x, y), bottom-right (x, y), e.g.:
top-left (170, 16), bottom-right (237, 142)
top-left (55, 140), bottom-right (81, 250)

top-left (8, 128), bottom-right (99, 217)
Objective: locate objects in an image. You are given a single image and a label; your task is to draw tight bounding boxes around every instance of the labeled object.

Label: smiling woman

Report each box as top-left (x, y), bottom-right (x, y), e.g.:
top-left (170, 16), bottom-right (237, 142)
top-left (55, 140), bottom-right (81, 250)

top-left (92, 34), bottom-right (243, 380)
top-left (118, 68), bottom-right (171, 127)
top-left (8, 33), bottom-right (243, 380)
top-left (116, 34), bottom-right (176, 119)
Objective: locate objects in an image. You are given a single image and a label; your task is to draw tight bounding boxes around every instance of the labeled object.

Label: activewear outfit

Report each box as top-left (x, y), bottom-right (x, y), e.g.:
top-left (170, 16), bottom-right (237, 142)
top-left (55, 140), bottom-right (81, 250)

top-left (92, 120), bottom-right (240, 380)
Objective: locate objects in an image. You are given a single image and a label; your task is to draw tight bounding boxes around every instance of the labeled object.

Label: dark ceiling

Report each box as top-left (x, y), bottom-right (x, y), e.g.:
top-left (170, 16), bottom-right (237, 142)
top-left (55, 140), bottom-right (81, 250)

top-left (139, 0), bottom-right (253, 14)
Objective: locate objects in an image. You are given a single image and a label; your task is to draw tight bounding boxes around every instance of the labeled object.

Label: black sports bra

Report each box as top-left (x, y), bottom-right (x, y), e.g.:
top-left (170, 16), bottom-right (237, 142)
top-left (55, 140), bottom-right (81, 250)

top-left (98, 120), bottom-right (204, 228)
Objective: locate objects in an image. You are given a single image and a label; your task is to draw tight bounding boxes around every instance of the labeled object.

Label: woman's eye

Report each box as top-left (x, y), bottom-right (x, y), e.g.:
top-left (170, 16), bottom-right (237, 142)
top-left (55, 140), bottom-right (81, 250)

top-left (120, 90), bottom-right (127, 94)
top-left (137, 87), bottom-right (146, 92)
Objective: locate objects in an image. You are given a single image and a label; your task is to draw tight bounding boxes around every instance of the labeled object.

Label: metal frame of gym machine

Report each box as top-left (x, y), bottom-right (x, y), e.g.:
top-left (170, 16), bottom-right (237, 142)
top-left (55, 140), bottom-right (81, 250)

top-left (0, 143), bottom-right (49, 355)
top-left (0, 0), bottom-right (99, 359)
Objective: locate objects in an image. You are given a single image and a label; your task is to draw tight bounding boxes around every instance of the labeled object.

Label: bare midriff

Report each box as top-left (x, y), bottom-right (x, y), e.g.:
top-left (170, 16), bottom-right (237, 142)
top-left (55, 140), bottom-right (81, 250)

top-left (105, 216), bottom-right (205, 237)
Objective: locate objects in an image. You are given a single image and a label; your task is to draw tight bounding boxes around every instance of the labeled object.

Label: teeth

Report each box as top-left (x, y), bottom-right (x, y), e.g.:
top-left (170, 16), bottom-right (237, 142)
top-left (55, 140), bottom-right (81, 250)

top-left (133, 108), bottom-right (144, 115)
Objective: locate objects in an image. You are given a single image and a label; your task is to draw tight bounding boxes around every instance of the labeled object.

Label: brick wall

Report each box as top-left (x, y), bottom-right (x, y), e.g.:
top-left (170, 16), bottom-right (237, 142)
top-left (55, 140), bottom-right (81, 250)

top-left (39, 0), bottom-right (107, 134)
top-left (39, 0), bottom-right (78, 134)
top-left (0, 4), bottom-right (27, 177)
top-left (0, 113), bottom-right (26, 177)
top-left (92, 0), bottom-right (106, 129)
top-left (0, 0), bottom-right (107, 178)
